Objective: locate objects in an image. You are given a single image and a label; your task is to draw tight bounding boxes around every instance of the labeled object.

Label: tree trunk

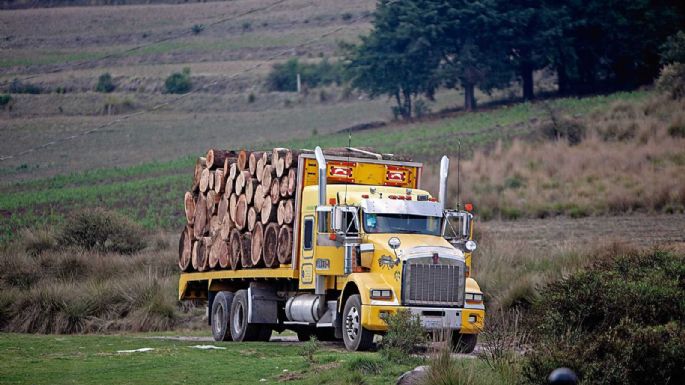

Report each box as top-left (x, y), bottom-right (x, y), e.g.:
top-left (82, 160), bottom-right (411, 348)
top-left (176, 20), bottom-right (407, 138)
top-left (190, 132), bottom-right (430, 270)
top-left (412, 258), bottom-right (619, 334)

top-left (193, 194), bottom-right (207, 238)
top-left (178, 227), bottom-right (193, 271)
top-left (247, 206), bottom-right (257, 231)
top-left (245, 178), bottom-right (258, 204)
top-left (272, 148), bottom-right (287, 166)
top-left (287, 168), bottom-right (297, 196)
top-left (218, 240), bottom-right (230, 269)
top-left (261, 199), bottom-right (276, 225)
top-left (214, 169), bottom-right (225, 194)
top-left (237, 150), bottom-right (249, 171)
top-left (192, 157), bottom-right (206, 192)
top-left (254, 184), bottom-right (266, 213)
top-left (191, 241), bottom-right (201, 270)
top-left (234, 194), bottom-right (248, 230)
top-left (275, 158), bottom-right (285, 177)
top-left (261, 165), bottom-right (275, 191)
top-left (229, 194), bottom-right (238, 223)
top-left (263, 223), bottom-right (279, 268)
top-left (283, 199), bottom-right (294, 224)
top-left (199, 168), bottom-right (211, 192)
top-left (240, 233), bottom-right (252, 268)
top-left (206, 149), bottom-right (237, 170)
top-left (464, 83), bottom-right (476, 111)
top-left (277, 200), bottom-right (286, 226)
top-left (251, 222), bottom-right (264, 267)
top-left (279, 176), bottom-right (289, 198)
top-left (277, 225), bottom-right (293, 265)
top-left (217, 194), bottom-right (228, 223)
top-left (229, 229), bottom-right (241, 270)
top-left (208, 170), bottom-right (215, 191)
top-left (209, 236), bottom-right (221, 269)
top-left (521, 62), bottom-right (535, 101)
top-left (184, 191), bottom-right (196, 224)
top-left (220, 215), bottom-right (233, 241)
top-left (209, 215), bottom-right (221, 238)
top-left (249, 151), bottom-right (262, 176)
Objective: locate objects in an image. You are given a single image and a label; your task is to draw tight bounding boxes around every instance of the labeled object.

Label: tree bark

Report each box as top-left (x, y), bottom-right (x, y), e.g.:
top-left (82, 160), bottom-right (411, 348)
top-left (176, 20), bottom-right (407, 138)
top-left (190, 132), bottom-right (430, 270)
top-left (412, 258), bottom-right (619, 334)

top-left (277, 225), bottom-right (293, 265)
top-left (229, 229), bottom-right (242, 270)
top-left (521, 62), bottom-right (535, 101)
top-left (206, 149), bottom-right (236, 170)
top-left (464, 83), bottom-right (476, 111)
top-left (263, 223), bottom-right (279, 268)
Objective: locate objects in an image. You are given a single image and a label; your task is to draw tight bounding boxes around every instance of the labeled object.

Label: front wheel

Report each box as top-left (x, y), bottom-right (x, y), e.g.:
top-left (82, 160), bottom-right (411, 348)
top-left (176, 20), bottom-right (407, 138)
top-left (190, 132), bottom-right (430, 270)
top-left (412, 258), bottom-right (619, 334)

top-left (342, 294), bottom-right (374, 351)
top-left (452, 333), bottom-right (477, 353)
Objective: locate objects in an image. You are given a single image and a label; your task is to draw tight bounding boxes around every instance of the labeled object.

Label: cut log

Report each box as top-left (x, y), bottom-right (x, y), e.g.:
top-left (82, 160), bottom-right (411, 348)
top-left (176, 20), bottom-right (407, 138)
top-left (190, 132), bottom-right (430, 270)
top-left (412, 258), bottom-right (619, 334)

top-left (245, 178), bottom-right (258, 204)
top-left (263, 223), bottom-right (279, 268)
top-left (228, 162), bottom-right (237, 180)
top-left (270, 179), bottom-right (280, 205)
top-left (234, 194), bottom-right (248, 230)
top-left (277, 200), bottom-right (286, 226)
top-left (251, 222), bottom-right (264, 267)
top-left (229, 193), bottom-right (238, 223)
top-left (197, 237), bottom-right (211, 272)
top-left (225, 173), bottom-right (234, 197)
top-left (178, 227), bottom-right (192, 271)
top-left (209, 215), bottom-right (221, 238)
top-left (220, 216), bottom-right (233, 241)
top-left (218, 240), bottom-right (230, 269)
top-left (256, 158), bottom-right (265, 182)
top-left (275, 157), bottom-right (285, 178)
top-left (192, 157), bottom-right (207, 192)
top-left (284, 149), bottom-right (295, 169)
top-left (240, 233), bottom-right (253, 268)
top-left (247, 206), bottom-right (258, 232)
top-left (235, 170), bottom-right (251, 195)
top-left (229, 229), bottom-right (242, 270)
top-left (206, 149), bottom-right (236, 170)
top-left (193, 194), bottom-right (208, 238)
top-left (272, 148), bottom-right (287, 165)
top-left (261, 164), bottom-right (275, 190)
top-left (208, 170), bottom-right (215, 191)
top-left (277, 225), bottom-right (293, 265)
top-left (237, 150), bottom-right (249, 171)
top-left (209, 236), bottom-right (221, 269)
top-left (280, 175), bottom-right (289, 197)
top-left (254, 184), bottom-right (266, 213)
top-left (284, 199), bottom-right (294, 224)
top-left (214, 169), bottom-right (225, 194)
top-left (261, 199), bottom-right (276, 225)
top-left (199, 168), bottom-right (210, 193)
top-left (217, 194), bottom-right (228, 223)
top-left (287, 168), bottom-right (297, 196)
top-left (249, 151), bottom-right (263, 176)
top-left (184, 191), bottom-right (196, 225)
top-left (206, 190), bottom-right (218, 215)
top-left (191, 241), bottom-right (201, 270)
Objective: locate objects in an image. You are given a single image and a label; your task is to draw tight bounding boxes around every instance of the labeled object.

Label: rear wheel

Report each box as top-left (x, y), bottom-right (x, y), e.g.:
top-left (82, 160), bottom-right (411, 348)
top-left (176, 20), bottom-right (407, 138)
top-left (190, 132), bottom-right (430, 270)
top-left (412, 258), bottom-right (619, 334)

top-left (452, 333), bottom-right (477, 353)
top-left (230, 290), bottom-right (261, 341)
top-left (342, 294), bottom-right (374, 351)
top-left (211, 291), bottom-right (234, 341)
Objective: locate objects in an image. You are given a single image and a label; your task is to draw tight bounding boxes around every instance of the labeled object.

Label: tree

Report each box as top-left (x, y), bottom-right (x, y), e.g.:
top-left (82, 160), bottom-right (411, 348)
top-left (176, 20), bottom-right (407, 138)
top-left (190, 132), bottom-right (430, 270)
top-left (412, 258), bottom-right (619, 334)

top-left (95, 73), bottom-right (115, 93)
top-left (344, 0), bottom-right (440, 118)
top-left (164, 67), bottom-right (191, 94)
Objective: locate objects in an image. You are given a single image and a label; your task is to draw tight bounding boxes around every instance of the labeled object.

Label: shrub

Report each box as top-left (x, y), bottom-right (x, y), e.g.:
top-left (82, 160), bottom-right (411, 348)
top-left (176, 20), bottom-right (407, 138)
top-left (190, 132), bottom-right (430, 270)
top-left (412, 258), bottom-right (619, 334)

top-left (656, 63), bottom-right (685, 100)
top-left (538, 118), bottom-right (586, 145)
top-left (241, 21), bottom-right (251, 31)
top-left (414, 99), bottom-right (431, 118)
top-left (9, 78), bottom-right (42, 94)
top-left (342, 12), bottom-right (354, 21)
top-left (191, 24), bottom-right (204, 34)
top-left (659, 30), bottom-right (685, 65)
top-left (95, 72), bottom-right (115, 93)
top-left (17, 228), bottom-right (57, 256)
top-left (265, 58), bottom-right (343, 92)
top-left (379, 309), bottom-right (426, 363)
top-left (164, 67), bottom-right (192, 94)
top-left (522, 250), bottom-right (685, 385)
top-left (58, 208), bottom-right (146, 254)
top-left (298, 335), bottom-right (320, 363)
top-left (247, 92), bottom-right (256, 103)
top-left (0, 94), bottom-right (11, 107)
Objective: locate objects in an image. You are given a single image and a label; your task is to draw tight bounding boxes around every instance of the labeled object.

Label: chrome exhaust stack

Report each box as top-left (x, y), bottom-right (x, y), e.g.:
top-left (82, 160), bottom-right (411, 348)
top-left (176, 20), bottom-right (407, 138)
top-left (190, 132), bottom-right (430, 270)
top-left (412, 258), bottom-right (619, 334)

top-left (439, 155), bottom-right (450, 210)
top-left (315, 146), bottom-right (326, 207)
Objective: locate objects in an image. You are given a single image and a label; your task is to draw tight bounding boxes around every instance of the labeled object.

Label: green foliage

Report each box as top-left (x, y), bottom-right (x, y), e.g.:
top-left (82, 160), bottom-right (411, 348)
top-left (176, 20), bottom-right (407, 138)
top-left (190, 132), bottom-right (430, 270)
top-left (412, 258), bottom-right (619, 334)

top-left (656, 63), bottom-right (685, 100)
top-left (0, 94), bottom-right (12, 106)
top-left (660, 30), bottom-right (685, 64)
top-left (9, 78), bottom-right (42, 94)
top-left (298, 335), bottom-right (320, 363)
top-left (164, 67), bottom-right (192, 94)
top-left (95, 72), bottom-right (115, 93)
top-left (265, 58), bottom-right (343, 92)
top-left (241, 21), bottom-right (251, 31)
top-left (522, 250), bottom-right (685, 385)
top-left (345, 355), bottom-right (385, 375)
top-left (191, 24), bottom-right (204, 34)
top-left (58, 208), bottom-right (146, 254)
top-left (379, 309), bottom-right (426, 363)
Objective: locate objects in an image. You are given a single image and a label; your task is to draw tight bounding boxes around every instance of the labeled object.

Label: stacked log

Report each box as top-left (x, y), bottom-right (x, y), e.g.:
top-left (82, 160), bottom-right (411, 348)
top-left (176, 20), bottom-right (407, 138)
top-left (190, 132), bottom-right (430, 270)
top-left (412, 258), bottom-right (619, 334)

top-left (178, 147), bottom-right (298, 272)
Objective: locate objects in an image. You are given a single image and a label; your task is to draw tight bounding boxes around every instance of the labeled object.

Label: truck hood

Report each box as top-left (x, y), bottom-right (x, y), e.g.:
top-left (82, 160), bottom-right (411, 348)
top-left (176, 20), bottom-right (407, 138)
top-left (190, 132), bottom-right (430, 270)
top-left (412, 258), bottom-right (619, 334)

top-left (364, 233), bottom-right (465, 263)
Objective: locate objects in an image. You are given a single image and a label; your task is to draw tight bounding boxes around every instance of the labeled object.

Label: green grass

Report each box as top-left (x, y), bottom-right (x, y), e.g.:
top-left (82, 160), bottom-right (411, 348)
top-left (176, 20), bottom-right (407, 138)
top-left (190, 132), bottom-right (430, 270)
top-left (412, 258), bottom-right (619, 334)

top-left (0, 91), bottom-right (650, 244)
top-left (0, 333), bottom-right (413, 385)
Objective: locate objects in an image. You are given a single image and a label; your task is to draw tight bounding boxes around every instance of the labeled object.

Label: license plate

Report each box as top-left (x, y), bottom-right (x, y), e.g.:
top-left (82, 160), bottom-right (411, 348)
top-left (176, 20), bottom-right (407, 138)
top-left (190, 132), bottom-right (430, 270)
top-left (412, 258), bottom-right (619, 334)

top-left (421, 317), bottom-right (443, 329)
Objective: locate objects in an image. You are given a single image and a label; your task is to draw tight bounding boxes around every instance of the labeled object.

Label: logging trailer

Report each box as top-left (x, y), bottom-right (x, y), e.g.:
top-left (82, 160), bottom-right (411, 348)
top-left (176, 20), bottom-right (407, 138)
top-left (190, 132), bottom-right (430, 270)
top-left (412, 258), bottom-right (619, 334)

top-left (178, 147), bottom-right (484, 351)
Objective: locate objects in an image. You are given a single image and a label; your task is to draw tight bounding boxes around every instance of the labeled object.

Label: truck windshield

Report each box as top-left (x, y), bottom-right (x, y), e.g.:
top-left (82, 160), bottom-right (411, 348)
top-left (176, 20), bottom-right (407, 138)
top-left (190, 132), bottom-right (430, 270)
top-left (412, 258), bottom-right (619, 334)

top-left (363, 212), bottom-right (441, 235)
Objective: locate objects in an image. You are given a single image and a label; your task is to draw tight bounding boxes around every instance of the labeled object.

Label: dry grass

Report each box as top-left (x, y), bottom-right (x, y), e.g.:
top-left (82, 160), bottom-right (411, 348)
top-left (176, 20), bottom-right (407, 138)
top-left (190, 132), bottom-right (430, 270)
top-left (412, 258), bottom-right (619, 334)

top-left (433, 94), bottom-right (685, 220)
top-left (0, 229), bottom-right (200, 334)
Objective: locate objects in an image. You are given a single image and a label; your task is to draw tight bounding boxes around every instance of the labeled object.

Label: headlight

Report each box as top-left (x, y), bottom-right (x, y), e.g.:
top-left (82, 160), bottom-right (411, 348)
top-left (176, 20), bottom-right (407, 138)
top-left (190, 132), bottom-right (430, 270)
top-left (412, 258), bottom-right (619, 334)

top-left (388, 237), bottom-right (401, 250)
top-left (370, 289), bottom-right (393, 300)
top-left (465, 240), bottom-right (477, 251)
top-left (465, 293), bottom-right (483, 302)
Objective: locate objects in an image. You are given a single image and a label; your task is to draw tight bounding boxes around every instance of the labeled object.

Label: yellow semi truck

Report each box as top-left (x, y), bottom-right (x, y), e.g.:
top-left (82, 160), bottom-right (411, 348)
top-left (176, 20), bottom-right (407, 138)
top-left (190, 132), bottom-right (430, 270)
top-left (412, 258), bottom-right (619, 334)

top-left (179, 147), bottom-right (484, 351)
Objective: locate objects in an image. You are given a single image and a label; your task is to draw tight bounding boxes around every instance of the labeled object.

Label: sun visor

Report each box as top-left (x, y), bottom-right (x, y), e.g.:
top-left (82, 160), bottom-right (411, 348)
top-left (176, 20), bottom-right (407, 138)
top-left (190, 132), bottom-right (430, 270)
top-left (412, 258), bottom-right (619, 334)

top-left (361, 199), bottom-right (443, 217)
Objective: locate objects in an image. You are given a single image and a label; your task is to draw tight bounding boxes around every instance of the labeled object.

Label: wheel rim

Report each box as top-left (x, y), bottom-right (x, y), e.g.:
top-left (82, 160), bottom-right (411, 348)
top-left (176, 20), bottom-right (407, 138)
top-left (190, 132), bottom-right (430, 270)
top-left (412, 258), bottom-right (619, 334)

top-left (234, 302), bottom-right (244, 335)
top-left (345, 306), bottom-right (360, 341)
top-left (213, 306), bottom-right (223, 336)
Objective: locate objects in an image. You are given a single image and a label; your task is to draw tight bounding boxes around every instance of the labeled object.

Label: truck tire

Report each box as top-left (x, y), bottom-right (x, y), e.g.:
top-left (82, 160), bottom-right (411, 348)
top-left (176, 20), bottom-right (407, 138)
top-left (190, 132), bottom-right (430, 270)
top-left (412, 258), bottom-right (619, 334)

top-left (230, 289), bottom-right (261, 342)
top-left (342, 294), bottom-right (374, 351)
top-left (211, 291), bottom-right (234, 342)
top-left (452, 333), bottom-right (477, 353)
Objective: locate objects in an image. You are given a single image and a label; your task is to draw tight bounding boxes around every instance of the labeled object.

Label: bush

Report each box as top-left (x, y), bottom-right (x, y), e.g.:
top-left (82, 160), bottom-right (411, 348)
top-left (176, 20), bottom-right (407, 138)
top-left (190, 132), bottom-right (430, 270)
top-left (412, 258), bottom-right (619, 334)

top-left (659, 30), bottom-right (685, 65)
top-left (265, 58), bottom-right (343, 92)
top-left (414, 99), bottom-right (431, 118)
top-left (9, 78), bottom-right (42, 94)
top-left (656, 63), bottom-right (685, 100)
top-left (0, 94), bottom-right (11, 107)
top-left (538, 118), bottom-right (586, 145)
top-left (191, 24), bottom-right (204, 34)
top-left (95, 73), bottom-right (115, 93)
top-left (522, 250), bottom-right (685, 385)
top-left (379, 310), bottom-right (426, 363)
top-left (298, 335), bottom-right (320, 363)
top-left (164, 67), bottom-right (192, 94)
top-left (58, 208), bottom-right (146, 254)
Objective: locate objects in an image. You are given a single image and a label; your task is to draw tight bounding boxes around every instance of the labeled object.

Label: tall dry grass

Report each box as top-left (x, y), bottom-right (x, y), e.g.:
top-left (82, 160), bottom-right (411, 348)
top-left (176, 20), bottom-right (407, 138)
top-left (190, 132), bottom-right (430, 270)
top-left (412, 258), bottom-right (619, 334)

top-left (424, 93), bottom-right (685, 220)
top-left (0, 230), bottom-right (199, 334)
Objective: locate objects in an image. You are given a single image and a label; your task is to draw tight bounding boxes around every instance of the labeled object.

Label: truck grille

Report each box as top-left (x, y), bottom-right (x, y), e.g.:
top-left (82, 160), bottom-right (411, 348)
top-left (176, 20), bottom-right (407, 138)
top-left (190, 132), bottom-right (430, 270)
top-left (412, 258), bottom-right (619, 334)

top-left (403, 263), bottom-right (465, 306)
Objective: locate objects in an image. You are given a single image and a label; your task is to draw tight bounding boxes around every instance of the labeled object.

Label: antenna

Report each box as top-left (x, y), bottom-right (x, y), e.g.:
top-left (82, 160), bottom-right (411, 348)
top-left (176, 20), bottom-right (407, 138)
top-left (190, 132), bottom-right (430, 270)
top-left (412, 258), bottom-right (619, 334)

top-left (457, 139), bottom-right (462, 210)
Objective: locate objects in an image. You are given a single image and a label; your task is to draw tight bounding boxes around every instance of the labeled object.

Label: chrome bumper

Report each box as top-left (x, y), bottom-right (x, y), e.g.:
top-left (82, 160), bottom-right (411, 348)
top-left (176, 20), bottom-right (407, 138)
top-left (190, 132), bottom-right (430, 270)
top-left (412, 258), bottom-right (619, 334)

top-left (408, 307), bottom-right (461, 330)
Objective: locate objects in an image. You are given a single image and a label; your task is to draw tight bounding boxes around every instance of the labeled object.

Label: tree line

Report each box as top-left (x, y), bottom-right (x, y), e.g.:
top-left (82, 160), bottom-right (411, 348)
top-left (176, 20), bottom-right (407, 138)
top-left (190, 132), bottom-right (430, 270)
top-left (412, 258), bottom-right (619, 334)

top-left (343, 0), bottom-right (685, 118)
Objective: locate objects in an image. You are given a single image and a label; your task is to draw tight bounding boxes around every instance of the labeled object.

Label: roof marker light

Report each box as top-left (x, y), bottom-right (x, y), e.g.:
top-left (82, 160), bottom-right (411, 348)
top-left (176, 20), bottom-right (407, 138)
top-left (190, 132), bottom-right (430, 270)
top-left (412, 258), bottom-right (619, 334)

top-left (465, 203), bottom-right (474, 212)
